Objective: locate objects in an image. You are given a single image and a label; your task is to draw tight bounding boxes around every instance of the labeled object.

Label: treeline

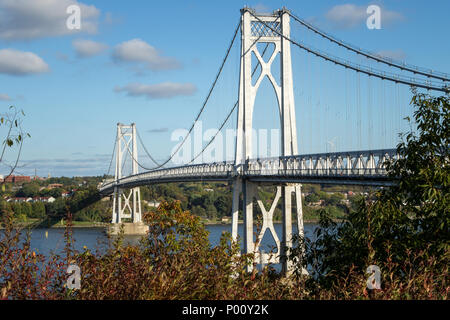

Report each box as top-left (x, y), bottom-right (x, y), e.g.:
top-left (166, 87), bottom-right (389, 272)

top-left (13, 183), bottom-right (64, 198)
top-left (1, 174), bottom-right (368, 224)
top-left (141, 183), bottom-right (233, 220)
top-left (0, 185), bottom-right (110, 223)
top-left (140, 182), bottom-right (365, 222)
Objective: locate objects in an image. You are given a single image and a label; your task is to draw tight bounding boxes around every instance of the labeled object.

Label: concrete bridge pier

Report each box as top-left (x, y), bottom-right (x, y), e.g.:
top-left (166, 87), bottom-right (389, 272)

top-left (107, 222), bottom-right (149, 236)
top-left (231, 180), bottom-right (306, 274)
top-left (108, 185), bottom-right (149, 236)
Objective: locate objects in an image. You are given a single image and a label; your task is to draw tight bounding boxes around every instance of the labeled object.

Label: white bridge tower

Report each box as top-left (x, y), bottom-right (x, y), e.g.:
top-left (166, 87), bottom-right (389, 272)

top-left (110, 123), bottom-right (148, 235)
top-left (231, 8), bottom-right (305, 274)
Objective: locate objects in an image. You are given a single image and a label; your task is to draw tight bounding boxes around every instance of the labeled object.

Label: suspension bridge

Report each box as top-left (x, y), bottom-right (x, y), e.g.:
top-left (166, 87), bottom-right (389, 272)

top-left (98, 7), bottom-right (448, 273)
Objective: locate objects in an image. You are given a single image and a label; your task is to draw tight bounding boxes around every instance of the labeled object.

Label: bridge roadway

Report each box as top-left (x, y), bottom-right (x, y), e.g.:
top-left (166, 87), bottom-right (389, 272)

top-left (99, 149), bottom-right (398, 194)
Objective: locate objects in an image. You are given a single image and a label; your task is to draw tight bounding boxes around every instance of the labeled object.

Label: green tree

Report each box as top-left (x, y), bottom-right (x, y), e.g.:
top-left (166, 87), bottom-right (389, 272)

top-left (16, 183), bottom-right (40, 197)
top-left (205, 204), bottom-right (218, 220)
top-left (191, 205), bottom-right (206, 218)
top-left (45, 198), bottom-right (66, 217)
top-left (0, 200), bottom-right (11, 217)
top-left (305, 193), bottom-right (320, 204)
top-left (326, 193), bottom-right (344, 206)
top-left (21, 202), bottom-right (32, 217)
top-left (31, 202), bottom-right (46, 219)
top-left (214, 194), bottom-right (231, 217)
top-left (11, 202), bottom-right (21, 216)
top-left (48, 187), bottom-right (64, 198)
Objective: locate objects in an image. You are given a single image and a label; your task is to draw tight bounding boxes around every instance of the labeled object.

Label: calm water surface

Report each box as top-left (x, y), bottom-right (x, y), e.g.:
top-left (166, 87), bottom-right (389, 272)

top-left (18, 223), bottom-right (319, 257)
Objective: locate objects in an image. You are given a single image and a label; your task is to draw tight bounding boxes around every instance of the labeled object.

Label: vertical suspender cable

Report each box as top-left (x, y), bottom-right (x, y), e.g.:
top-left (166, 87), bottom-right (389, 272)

top-left (357, 71), bottom-right (362, 150)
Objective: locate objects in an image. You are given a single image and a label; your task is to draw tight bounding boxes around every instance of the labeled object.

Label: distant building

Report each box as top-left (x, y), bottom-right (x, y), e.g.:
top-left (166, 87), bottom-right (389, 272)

top-left (325, 191), bottom-right (348, 199)
top-left (221, 216), bottom-right (231, 223)
top-left (7, 197), bottom-right (58, 203)
top-left (47, 183), bottom-right (63, 189)
top-left (0, 175), bottom-right (31, 184)
top-left (309, 200), bottom-right (325, 207)
top-left (14, 176), bottom-right (32, 183)
top-left (46, 197), bottom-right (56, 203)
top-left (6, 197), bottom-right (33, 203)
top-left (31, 197), bottom-right (56, 203)
top-left (147, 200), bottom-right (160, 208)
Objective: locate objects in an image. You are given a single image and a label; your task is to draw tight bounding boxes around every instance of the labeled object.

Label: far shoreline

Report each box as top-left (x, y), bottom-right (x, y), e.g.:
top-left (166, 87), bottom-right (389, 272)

top-left (1, 219), bottom-right (336, 230)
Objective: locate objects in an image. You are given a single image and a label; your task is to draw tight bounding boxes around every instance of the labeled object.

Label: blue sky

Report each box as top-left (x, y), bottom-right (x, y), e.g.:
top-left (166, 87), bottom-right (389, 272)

top-left (0, 0), bottom-right (448, 177)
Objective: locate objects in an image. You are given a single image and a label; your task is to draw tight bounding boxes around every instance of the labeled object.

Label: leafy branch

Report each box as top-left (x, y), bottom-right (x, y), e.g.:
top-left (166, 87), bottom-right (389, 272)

top-left (0, 106), bottom-right (30, 184)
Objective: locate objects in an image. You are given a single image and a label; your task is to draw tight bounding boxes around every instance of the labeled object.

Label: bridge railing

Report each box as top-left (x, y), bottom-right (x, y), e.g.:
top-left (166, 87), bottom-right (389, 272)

top-left (99, 161), bottom-right (236, 192)
top-left (99, 149), bottom-right (398, 193)
top-left (245, 149), bottom-right (397, 178)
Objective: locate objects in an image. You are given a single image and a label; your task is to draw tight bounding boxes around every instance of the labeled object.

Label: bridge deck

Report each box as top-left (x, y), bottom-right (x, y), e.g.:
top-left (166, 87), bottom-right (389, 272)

top-left (99, 149), bottom-right (397, 194)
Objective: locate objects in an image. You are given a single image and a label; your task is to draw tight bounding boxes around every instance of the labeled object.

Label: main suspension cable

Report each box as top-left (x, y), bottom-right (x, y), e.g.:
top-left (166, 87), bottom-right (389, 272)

top-left (136, 128), bottom-right (161, 168)
top-left (136, 18), bottom-right (242, 171)
top-left (187, 38), bottom-right (273, 165)
top-left (105, 131), bottom-right (117, 177)
top-left (249, 12), bottom-right (449, 93)
top-left (122, 39), bottom-right (272, 176)
top-left (131, 21), bottom-right (273, 172)
top-left (288, 11), bottom-right (449, 82)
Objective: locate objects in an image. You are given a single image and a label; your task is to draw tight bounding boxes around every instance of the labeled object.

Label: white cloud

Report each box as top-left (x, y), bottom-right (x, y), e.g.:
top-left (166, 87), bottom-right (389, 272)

top-left (112, 39), bottom-right (181, 71)
top-left (0, 93), bottom-right (11, 101)
top-left (381, 8), bottom-right (405, 25)
top-left (0, 0), bottom-right (100, 40)
top-left (0, 49), bottom-right (49, 75)
top-left (325, 4), bottom-right (403, 29)
top-left (73, 39), bottom-right (108, 58)
top-left (326, 4), bottom-right (366, 29)
top-left (114, 82), bottom-right (197, 99)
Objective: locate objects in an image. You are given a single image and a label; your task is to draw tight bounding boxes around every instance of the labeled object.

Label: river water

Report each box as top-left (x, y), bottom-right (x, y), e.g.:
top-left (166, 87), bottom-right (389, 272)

top-left (15, 223), bottom-right (319, 258)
